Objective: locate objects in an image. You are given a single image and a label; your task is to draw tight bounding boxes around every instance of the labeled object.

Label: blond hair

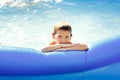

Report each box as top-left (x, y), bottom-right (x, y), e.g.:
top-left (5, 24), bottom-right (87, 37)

top-left (53, 22), bottom-right (72, 34)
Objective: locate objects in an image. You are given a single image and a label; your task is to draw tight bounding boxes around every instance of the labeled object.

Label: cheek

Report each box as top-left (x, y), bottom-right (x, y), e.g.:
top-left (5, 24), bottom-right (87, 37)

top-left (53, 36), bottom-right (60, 40)
top-left (67, 39), bottom-right (71, 41)
top-left (68, 37), bottom-right (72, 40)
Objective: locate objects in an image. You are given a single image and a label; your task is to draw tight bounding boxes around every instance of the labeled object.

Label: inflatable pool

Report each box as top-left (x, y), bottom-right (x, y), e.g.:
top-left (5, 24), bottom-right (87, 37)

top-left (0, 35), bottom-right (120, 76)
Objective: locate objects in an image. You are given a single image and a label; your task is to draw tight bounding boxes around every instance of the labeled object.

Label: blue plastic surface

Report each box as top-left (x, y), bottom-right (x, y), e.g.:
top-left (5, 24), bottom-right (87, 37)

top-left (0, 35), bottom-right (120, 76)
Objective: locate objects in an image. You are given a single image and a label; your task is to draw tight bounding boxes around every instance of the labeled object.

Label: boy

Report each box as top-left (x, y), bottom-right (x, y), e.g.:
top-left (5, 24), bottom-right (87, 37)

top-left (41, 22), bottom-right (88, 52)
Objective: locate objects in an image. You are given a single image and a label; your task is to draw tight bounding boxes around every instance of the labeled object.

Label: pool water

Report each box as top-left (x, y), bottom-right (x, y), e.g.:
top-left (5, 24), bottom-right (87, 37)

top-left (0, 0), bottom-right (120, 80)
top-left (0, 0), bottom-right (120, 50)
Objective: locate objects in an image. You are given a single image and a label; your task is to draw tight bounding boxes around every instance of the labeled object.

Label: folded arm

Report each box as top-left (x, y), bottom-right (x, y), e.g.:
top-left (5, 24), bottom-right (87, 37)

top-left (41, 43), bottom-right (88, 52)
top-left (55, 43), bottom-right (88, 51)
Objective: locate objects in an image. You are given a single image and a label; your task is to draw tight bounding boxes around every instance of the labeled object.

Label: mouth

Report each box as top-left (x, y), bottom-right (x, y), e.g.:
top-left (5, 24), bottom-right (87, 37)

top-left (59, 42), bottom-right (67, 44)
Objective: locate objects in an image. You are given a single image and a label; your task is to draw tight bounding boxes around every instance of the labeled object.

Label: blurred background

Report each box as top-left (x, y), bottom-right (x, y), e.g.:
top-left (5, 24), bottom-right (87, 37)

top-left (0, 0), bottom-right (120, 50)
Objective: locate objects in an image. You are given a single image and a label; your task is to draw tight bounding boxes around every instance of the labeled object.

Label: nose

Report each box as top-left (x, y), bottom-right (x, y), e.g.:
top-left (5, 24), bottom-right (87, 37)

top-left (60, 39), bottom-right (67, 44)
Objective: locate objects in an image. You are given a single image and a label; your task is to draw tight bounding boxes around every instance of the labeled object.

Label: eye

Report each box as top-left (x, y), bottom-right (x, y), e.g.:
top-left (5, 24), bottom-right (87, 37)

top-left (58, 36), bottom-right (62, 38)
top-left (66, 36), bottom-right (69, 38)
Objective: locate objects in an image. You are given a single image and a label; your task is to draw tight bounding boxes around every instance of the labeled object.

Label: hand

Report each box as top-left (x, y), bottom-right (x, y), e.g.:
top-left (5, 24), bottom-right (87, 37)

top-left (60, 44), bottom-right (77, 48)
top-left (54, 48), bottom-right (66, 51)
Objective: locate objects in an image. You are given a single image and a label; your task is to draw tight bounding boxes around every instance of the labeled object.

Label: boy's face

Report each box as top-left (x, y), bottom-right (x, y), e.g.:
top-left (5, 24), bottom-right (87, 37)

top-left (52, 30), bottom-right (72, 44)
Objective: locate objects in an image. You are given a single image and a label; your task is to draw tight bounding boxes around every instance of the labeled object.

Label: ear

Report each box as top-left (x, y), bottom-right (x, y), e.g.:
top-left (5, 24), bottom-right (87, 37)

top-left (70, 34), bottom-right (72, 37)
top-left (52, 33), bottom-right (55, 39)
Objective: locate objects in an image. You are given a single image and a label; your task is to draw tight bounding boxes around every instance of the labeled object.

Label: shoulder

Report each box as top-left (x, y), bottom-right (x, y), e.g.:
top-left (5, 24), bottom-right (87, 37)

top-left (67, 42), bottom-right (72, 44)
top-left (49, 41), bottom-right (72, 45)
top-left (49, 41), bottom-right (56, 45)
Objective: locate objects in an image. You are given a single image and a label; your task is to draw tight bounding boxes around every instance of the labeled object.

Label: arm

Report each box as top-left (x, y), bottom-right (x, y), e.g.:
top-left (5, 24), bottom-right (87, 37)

top-left (41, 43), bottom-right (88, 52)
top-left (55, 43), bottom-right (88, 51)
top-left (41, 44), bottom-right (62, 52)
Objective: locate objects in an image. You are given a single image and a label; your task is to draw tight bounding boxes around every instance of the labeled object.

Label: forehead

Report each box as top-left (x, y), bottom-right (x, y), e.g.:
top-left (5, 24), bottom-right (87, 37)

top-left (56, 30), bottom-right (71, 35)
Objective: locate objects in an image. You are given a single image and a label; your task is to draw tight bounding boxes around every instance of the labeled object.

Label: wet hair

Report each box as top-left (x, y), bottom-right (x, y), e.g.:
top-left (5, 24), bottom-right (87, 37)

top-left (53, 22), bottom-right (72, 35)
